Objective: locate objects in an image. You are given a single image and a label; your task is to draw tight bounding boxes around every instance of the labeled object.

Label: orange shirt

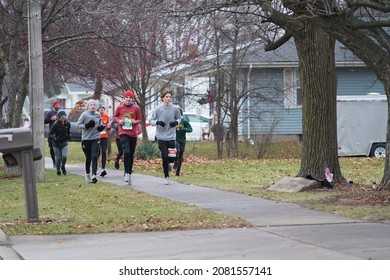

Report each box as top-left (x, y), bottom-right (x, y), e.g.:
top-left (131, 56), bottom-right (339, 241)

top-left (99, 112), bottom-right (110, 138)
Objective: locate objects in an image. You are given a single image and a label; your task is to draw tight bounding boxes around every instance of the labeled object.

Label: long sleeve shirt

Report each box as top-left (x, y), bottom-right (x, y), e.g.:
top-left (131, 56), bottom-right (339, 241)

top-left (176, 118), bottom-right (193, 145)
top-left (77, 110), bottom-right (102, 140)
top-left (114, 103), bottom-right (142, 138)
top-left (48, 120), bottom-right (71, 147)
top-left (149, 104), bottom-right (181, 141)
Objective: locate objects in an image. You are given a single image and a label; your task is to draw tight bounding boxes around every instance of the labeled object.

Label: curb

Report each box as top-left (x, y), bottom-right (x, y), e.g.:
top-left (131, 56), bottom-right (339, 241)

top-left (0, 229), bottom-right (7, 244)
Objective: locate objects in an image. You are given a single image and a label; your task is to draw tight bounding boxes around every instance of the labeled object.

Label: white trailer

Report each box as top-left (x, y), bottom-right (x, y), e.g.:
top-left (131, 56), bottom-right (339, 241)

top-left (337, 94), bottom-right (387, 157)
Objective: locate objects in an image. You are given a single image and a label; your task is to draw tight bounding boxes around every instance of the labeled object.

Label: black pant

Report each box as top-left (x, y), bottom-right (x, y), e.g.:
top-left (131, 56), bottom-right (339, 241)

top-left (157, 139), bottom-right (176, 178)
top-left (119, 135), bottom-right (137, 174)
top-left (99, 138), bottom-right (108, 169)
top-left (175, 142), bottom-right (185, 176)
top-left (81, 139), bottom-right (100, 175)
top-left (115, 137), bottom-right (123, 160)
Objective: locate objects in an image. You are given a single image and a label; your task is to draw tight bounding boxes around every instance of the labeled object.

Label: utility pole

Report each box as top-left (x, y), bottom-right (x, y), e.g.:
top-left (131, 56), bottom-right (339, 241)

top-left (28, 0), bottom-right (45, 182)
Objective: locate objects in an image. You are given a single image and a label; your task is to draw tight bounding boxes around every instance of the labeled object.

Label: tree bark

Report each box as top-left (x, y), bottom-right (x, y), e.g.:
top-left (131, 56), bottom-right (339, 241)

top-left (295, 22), bottom-right (341, 181)
top-left (227, 21), bottom-right (240, 158)
top-left (380, 86), bottom-right (390, 190)
top-left (302, 16), bottom-right (390, 189)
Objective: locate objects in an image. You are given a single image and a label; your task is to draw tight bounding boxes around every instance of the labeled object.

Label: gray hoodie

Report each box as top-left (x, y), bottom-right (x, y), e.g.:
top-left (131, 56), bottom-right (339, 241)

top-left (77, 110), bottom-right (102, 140)
top-left (149, 104), bottom-right (181, 141)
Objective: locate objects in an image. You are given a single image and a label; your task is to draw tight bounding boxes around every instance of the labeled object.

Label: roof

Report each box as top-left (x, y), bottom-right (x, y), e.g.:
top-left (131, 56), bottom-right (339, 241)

top-left (233, 40), bottom-right (363, 67)
top-left (152, 39), bottom-right (365, 80)
top-left (65, 82), bottom-right (94, 93)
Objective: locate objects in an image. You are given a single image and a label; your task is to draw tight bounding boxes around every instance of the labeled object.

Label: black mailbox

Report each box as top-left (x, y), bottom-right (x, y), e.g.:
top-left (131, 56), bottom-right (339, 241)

top-left (0, 127), bottom-right (40, 222)
top-left (0, 127), bottom-right (33, 152)
top-left (0, 127), bottom-right (42, 167)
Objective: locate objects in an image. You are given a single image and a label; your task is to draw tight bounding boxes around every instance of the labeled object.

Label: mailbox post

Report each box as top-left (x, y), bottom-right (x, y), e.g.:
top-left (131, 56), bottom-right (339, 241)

top-left (0, 127), bottom-right (42, 222)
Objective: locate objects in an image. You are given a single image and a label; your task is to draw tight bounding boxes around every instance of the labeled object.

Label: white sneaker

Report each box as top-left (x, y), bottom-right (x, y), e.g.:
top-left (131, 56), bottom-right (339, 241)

top-left (91, 175), bottom-right (98, 184)
top-left (123, 173), bottom-right (130, 182)
top-left (85, 173), bottom-right (91, 183)
top-left (164, 177), bottom-right (170, 185)
top-left (168, 163), bottom-right (173, 171)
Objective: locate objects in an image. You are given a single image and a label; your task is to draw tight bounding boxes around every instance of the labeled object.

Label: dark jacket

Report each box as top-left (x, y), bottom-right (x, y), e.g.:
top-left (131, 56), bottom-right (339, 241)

top-left (176, 118), bottom-right (193, 145)
top-left (49, 119), bottom-right (71, 148)
top-left (44, 109), bottom-right (58, 130)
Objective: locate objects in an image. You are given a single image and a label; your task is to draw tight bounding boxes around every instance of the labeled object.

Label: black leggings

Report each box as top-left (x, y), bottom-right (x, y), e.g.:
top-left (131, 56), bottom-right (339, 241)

top-left (119, 135), bottom-right (137, 174)
top-left (48, 138), bottom-right (55, 164)
top-left (157, 139), bottom-right (176, 178)
top-left (99, 138), bottom-right (108, 169)
top-left (175, 142), bottom-right (185, 176)
top-left (115, 137), bottom-right (123, 160)
top-left (81, 139), bottom-right (100, 175)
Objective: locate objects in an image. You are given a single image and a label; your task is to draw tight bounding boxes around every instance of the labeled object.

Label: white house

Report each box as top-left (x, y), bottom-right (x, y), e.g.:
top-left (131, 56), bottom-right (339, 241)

top-left (44, 82), bottom-right (116, 116)
top-left (44, 82), bottom-right (91, 109)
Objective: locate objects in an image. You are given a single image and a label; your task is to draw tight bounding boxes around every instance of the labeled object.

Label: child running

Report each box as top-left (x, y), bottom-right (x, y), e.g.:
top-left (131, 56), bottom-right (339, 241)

top-left (77, 99), bottom-right (104, 183)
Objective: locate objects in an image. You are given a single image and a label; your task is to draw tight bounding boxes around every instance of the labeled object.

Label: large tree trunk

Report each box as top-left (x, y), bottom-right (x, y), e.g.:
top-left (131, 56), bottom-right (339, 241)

top-left (380, 84), bottom-right (390, 190)
top-left (295, 22), bottom-right (342, 181)
top-left (226, 42), bottom-right (239, 158)
top-left (306, 18), bottom-right (390, 189)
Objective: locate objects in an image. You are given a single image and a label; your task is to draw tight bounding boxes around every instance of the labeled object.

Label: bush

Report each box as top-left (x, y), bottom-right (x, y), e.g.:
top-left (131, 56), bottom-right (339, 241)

top-left (136, 141), bottom-right (160, 160)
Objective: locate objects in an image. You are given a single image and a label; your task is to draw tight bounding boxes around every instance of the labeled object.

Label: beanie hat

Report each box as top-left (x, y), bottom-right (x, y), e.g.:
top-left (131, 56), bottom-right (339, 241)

top-left (86, 99), bottom-right (97, 108)
top-left (98, 101), bottom-right (106, 109)
top-left (124, 90), bottom-right (134, 99)
top-left (57, 111), bottom-right (66, 119)
top-left (53, 100), bottom-right (61, 107)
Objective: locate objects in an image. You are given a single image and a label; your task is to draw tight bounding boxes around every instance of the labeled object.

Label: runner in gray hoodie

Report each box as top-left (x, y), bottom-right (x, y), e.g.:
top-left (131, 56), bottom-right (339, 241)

top-left (149, 90), bottom-right (181, 185)
top-left (77, 99), bottom-right (104, 183)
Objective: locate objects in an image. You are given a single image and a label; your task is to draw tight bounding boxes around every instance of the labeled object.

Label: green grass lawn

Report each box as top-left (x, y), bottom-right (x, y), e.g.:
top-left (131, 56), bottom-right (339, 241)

top-left (0, 169), bottom-right (248, 235)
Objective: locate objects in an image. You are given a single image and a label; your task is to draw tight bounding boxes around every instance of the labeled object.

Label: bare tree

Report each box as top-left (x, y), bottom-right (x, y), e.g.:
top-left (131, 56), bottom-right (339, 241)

top-left (97, 1), bottom-right (206, 141)
top-left (243, 1), bottom-right (342, 181)
top-left (271, 0), bottom-right (390, 189)
top-left (0, 0), bottom-right (112, 129)
top-left (0, 0), bottom-right (29, 129)
top-left (171, 2), bottom-right (340, 176)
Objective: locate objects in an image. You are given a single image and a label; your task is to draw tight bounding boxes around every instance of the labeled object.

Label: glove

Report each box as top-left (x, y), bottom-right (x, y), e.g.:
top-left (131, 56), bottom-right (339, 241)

top-left (97, 125), bottom-right (105, 132)
top-left (169, 121), bottom-right (178, 128)
top-left (156, 120), bottom-right (165, 127)
top-left (85, 119), bottom-right (95, 129)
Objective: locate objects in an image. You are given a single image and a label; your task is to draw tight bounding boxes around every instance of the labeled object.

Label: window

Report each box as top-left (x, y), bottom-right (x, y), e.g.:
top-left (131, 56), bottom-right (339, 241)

top-left (284, 68), bottom-right (302, 108)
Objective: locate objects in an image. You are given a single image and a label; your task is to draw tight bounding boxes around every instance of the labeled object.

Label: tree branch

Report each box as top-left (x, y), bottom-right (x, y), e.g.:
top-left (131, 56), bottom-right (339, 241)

top-left (42, 34), bottom-right (101, 54)
top-left (264, 32), bottom-right (293, 51)
top-left (346, 0), bottom-right (390, 12)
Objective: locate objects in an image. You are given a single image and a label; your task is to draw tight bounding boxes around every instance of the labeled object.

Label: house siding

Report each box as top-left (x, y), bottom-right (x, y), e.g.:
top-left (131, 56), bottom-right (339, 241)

top-left (240, 67), bottom-right (384, 138)
top-left (336, 67), bottom-right (384, 95)
top-left (240, 68), bottom-right (303, 137)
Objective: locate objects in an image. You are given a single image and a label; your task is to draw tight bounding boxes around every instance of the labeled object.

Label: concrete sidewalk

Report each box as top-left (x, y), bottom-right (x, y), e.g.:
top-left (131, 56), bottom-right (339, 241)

top-left (1, 161), bottom-right (390, 260)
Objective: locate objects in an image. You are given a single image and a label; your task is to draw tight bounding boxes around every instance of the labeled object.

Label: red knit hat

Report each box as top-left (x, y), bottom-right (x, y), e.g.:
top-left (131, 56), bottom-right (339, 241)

top-left (124, 90), bottom-right (134, 98)
top-left (53, 100), bottom-right (61, 106)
